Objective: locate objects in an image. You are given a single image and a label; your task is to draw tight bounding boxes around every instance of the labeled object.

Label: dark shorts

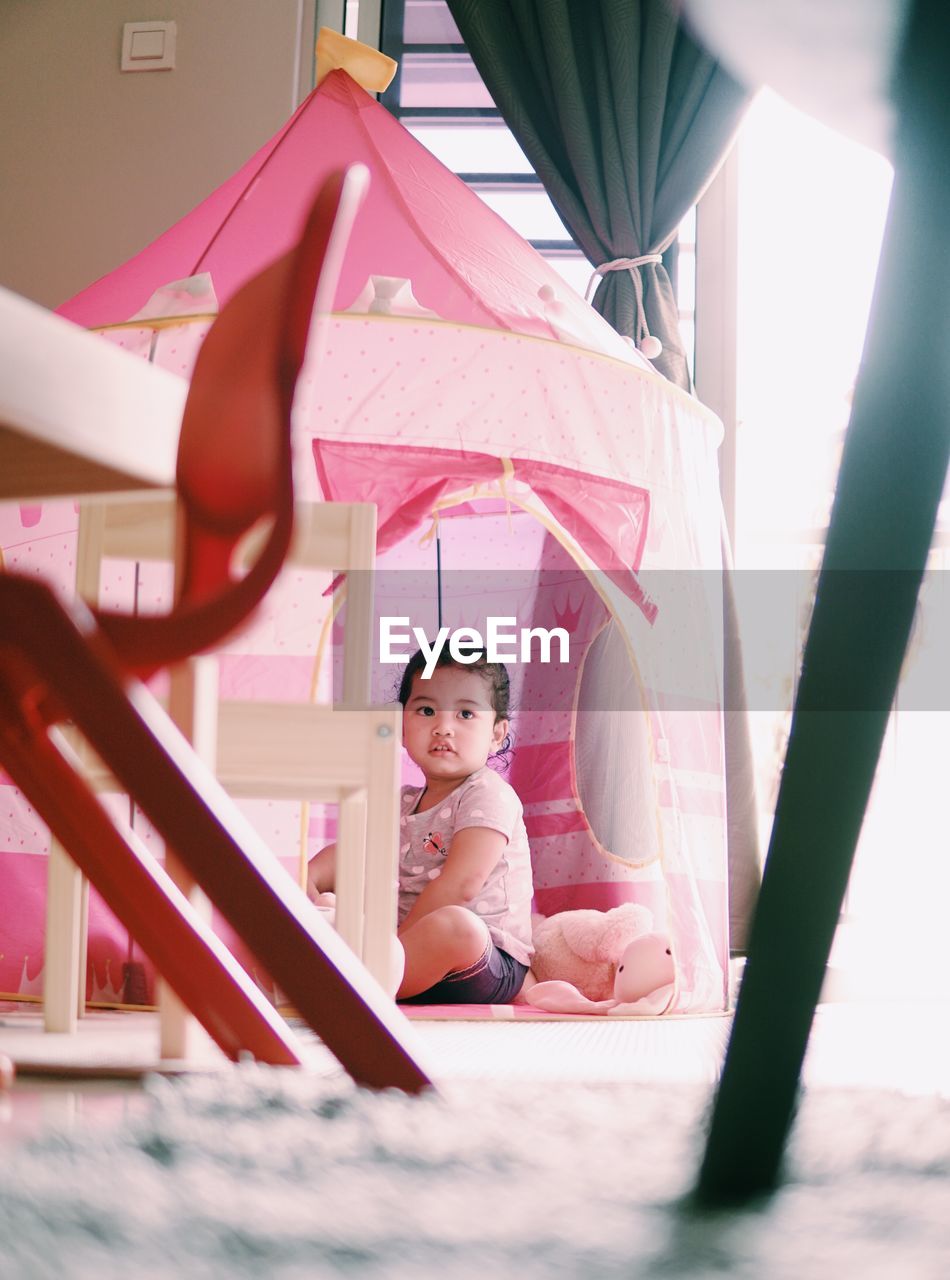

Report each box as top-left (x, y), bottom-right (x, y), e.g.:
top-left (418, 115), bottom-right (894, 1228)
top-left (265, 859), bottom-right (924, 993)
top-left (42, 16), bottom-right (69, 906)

top-left (398, 938), bottom-right (529, 1006)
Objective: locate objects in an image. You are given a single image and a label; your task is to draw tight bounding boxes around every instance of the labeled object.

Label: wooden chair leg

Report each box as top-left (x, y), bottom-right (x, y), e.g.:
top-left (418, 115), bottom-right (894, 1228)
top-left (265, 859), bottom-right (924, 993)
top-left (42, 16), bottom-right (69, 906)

top-left (161, 655), bottom-right (218, 1061)
top-left (77, 873), bottom-right (89, 1017)
top-left (327, 706), bottom-right (402, 993)
top-left (158, 850), bottom-right (216, 1061)
top-left (43, 839), bottom-right (85, 1032)
top-left (334, 788), bottom-right (368, 963)
top-left (362, 707), bottom-right (402, 994)
top-left (71, 497), bottom-right (107, 1023)
top-left (339, 503), bottom-right (376, 706)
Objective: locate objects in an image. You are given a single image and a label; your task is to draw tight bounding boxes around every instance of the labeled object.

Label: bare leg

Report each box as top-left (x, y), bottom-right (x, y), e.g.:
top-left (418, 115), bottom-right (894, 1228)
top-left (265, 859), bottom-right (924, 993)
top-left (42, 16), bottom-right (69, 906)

top-left (397, 905), bottom-right (490, 999)
top-left (512, 968), bottom-right (538, 1003)
top-left (306, 842), bottom-right (337, 900)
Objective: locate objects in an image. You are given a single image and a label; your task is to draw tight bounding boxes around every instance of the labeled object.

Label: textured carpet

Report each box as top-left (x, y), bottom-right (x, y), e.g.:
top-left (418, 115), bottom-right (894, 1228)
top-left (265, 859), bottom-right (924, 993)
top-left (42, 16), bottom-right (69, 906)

top-left (2, 1071), bottom-right (949, 1279)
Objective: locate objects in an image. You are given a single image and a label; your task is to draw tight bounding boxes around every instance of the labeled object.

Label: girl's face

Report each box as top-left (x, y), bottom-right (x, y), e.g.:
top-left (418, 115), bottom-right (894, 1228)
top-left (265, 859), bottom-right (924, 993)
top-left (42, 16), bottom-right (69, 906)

top-left (402, 665), bottom-right (508, 785)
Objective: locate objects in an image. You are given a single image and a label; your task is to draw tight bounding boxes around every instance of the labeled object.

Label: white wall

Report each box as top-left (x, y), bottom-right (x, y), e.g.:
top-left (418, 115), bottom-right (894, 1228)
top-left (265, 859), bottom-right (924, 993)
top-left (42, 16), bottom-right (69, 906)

top-left (0, 0), bottom-right (317, 308)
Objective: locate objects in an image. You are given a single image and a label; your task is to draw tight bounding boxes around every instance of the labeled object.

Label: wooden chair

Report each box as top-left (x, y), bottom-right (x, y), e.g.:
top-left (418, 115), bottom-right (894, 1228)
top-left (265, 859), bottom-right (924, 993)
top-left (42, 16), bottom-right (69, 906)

top-left (0, 166), bottom-right (431, 1090)
top-left (44, 497), bottom-right (401, 1045)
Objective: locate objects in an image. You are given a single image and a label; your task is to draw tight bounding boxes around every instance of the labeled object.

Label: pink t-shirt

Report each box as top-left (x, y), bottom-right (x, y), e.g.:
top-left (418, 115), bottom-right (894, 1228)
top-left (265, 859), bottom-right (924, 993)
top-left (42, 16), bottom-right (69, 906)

top-left (398, 766), bottom-right (534, 966)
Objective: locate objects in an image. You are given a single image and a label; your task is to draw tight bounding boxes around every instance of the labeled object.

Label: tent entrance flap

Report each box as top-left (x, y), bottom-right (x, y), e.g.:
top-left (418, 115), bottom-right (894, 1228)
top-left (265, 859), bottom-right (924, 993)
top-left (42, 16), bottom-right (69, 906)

top-left (348, 503), bottom-right (728, 1014)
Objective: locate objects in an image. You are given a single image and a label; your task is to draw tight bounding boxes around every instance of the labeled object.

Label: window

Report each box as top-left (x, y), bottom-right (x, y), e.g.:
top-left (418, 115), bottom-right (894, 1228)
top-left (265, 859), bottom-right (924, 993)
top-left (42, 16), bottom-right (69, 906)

top-left (735, 90), bottom-right (893, 569)
top-left (377, 0), bottom-right (695, 358)
top-left (734, 90), bottom-right (950, 1003)
top-left (379, 0), bottom-right (584, 291)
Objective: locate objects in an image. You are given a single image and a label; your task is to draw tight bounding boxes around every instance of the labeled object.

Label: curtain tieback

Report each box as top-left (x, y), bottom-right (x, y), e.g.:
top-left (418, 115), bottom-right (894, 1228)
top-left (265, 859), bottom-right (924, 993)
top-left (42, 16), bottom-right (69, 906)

top-left (585, 254), bottom-right (663, 360)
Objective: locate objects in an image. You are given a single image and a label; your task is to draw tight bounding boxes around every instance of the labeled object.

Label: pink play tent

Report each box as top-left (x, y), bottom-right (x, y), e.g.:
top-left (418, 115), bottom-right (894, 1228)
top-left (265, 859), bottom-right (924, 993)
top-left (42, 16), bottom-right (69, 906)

top-left (0, 69), bottom-right (728, 1012)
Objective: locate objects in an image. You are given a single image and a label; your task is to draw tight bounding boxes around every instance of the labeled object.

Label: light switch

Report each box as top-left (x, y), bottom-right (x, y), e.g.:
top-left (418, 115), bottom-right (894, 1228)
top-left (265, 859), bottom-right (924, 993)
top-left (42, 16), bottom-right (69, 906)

top-left (130, 28), bottom-right (166, 60)
top-left (121, 21), bottom-right (177, 72)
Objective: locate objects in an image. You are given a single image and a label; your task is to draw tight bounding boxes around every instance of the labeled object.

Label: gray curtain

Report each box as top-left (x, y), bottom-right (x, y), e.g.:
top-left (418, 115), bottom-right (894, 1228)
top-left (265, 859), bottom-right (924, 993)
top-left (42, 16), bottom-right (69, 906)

top-left (447, 0), bottom-right (748, 388)
top-left (449, 0), bottom-right (761, 950)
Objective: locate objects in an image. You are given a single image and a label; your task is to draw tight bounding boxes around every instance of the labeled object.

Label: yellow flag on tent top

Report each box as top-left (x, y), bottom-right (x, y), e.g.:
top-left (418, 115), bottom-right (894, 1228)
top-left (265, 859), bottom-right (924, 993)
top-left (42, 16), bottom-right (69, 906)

top-left (315, 27), bottom-right (397, 93)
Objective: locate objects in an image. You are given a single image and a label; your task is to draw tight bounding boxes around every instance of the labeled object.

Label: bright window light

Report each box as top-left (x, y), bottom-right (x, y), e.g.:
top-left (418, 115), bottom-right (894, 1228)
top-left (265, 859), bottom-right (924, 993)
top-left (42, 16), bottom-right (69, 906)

top-left (403, 0), bottom-right (463, 43)
top-left (473, 188), bottom-right (573, 241)
top-left (736, 90), bottom-right (950, 1005)
top-left (399, 53), bottom-right (494, 108)
top-left (405, 124), bottom-right (534, 173)
top-left (736, 88), bottom-right (893, 568)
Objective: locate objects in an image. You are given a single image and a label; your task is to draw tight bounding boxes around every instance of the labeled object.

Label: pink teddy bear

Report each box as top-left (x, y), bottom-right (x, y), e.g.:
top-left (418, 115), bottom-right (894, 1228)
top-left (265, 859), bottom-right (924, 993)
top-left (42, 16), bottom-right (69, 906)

top-left (528, 902), bottom-right (656, 1002)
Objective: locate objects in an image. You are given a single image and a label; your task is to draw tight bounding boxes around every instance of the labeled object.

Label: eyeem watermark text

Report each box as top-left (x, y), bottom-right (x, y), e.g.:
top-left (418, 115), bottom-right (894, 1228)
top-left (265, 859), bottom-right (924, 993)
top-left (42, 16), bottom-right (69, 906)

top-left (380, 617), bottom-right (570, 678)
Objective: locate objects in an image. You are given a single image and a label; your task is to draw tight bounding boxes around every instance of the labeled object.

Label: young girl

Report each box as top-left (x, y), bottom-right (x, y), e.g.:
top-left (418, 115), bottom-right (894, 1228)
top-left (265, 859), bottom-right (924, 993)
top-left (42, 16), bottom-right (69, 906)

top-left (307, 648), bottom-right (534, 1003)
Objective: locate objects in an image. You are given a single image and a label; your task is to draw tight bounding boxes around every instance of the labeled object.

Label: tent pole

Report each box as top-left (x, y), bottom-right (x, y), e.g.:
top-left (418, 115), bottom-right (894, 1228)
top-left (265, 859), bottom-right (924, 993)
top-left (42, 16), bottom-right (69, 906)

top-left (435, 520), bottom-right (443, 632)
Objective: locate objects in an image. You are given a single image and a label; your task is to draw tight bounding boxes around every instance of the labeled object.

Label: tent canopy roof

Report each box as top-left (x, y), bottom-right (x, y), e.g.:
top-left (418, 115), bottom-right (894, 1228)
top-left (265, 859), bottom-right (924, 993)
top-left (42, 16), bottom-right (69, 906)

top-left (59, 71), bottom-right (646, 369)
